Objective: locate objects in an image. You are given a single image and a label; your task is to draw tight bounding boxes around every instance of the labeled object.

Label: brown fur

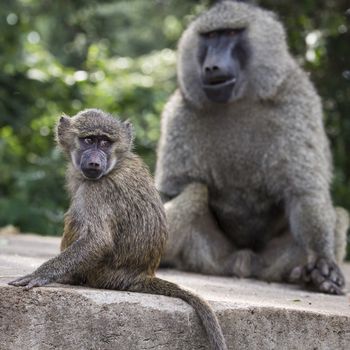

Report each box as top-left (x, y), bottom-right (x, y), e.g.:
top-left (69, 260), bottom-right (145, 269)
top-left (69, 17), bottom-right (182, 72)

top-left (9, 109), bottom-right (227, 350)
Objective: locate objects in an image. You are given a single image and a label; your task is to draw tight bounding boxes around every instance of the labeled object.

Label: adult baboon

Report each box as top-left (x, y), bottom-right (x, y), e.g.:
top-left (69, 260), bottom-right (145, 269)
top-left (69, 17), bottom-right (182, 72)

top-left (155, 0), bottom-right (349, 294)
top-left (9, 109), bottom-right (227, 350)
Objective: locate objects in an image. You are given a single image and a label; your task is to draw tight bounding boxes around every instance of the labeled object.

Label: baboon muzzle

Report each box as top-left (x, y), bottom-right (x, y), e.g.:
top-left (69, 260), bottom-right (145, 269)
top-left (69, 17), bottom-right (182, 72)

top-left (80, 150), bottom-right (107, 179)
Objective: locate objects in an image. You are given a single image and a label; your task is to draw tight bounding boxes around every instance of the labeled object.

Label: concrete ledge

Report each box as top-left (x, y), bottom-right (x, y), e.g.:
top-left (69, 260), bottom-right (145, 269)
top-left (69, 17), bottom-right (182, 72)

top-left (0, 234), bottom-right (350, 350)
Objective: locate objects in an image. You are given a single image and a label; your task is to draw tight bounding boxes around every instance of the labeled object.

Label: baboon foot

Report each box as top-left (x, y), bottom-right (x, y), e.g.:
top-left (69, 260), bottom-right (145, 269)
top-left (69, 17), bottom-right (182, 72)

top-left (289, 258), bottom-right (345, 295)
top-left (230, 249), bottom-right (261, 278)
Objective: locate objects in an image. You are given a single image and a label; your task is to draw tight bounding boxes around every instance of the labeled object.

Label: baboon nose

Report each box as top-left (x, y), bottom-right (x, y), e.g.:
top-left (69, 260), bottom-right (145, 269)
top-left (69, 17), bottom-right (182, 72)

top-left (202, 63), bottom-right (234, 86)
top-left (88, 162), bottom-right (101, 169)
top-left (205, 65), bottom-right (220, 73)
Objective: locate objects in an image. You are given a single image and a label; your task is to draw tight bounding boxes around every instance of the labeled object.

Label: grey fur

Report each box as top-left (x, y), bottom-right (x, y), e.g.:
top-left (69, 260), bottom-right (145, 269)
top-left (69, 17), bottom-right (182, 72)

top-left (155, 1), bottom-right (349, 294)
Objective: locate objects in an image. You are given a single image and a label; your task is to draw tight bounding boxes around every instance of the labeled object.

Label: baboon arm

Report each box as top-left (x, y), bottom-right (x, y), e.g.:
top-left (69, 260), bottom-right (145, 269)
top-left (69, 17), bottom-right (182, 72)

top-left (9, 226), bottom-right (111, 289)
top-left (287, 193), bottom-right (336, 260)
top-left (36, 236), bottom-right (104, 277)
top-left (283, 192), bottom-right (346, 294)
top-left (155, 92), bottom-right (203, 199)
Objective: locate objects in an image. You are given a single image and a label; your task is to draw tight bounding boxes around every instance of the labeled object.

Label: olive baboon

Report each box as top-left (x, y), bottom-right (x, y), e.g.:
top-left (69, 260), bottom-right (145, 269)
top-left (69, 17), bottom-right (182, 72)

top-left (155, 0), bottom-right (349, 294)
top-left (9, 109), bottom-right (227, 350)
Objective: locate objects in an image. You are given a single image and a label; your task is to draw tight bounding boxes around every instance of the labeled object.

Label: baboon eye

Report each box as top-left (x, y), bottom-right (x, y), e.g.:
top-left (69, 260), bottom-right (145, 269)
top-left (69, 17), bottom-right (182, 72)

top-left (228, 30), bottom-right (237, 36)
top-left (84, 137), bottom-right (94, 145)
top-left (100, 140), bottom-right (111, 148)
top-left (207, 31), bottom-right (217, 39)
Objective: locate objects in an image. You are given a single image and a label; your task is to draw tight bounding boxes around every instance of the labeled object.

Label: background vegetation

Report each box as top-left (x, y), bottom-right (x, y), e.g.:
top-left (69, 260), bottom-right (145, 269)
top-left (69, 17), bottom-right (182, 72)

top-left (0, 0), bottom-right (349, 253)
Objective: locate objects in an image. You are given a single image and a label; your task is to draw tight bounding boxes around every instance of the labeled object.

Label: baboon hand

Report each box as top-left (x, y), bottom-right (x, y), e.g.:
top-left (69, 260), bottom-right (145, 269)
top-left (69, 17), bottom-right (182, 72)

top-left (290, 258), bottom-right (345, 295)
top-left (8, 273), bottom-right (52, 290)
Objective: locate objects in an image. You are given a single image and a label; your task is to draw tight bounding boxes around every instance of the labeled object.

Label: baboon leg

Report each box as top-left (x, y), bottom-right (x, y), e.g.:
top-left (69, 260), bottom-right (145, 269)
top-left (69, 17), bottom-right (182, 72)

top-left (161, 182), bottom-right (232, 274)
top-left (251, 233), bottom-right (307, 282)
top-left (161, 183), bottom-right (261, 277)
top-left (162, 185), bottom-right (349, 282)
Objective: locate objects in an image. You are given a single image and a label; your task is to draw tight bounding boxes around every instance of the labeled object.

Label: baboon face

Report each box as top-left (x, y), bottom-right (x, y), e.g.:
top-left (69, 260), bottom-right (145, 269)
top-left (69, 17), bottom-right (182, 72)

top-left (74, 135), bottom-right (113, 180)
top-left (56, 109), bottom-right (133, 180)
top-left (198, 28), bottom-right (249, 103)
top-left (178, 1), bottom-right (292, 107)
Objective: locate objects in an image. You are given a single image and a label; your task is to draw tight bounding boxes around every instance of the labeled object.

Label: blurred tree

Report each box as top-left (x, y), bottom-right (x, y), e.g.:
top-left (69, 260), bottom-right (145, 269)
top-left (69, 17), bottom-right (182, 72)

top-left (0, 0), bottom-right (349, 257)
top-left (0, 0), bottom-right (202, 235)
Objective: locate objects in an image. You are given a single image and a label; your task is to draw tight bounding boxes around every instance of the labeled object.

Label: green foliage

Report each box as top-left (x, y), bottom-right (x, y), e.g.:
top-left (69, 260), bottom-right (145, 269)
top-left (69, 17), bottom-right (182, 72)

top-left (0, 0), bottom-right (349, 259)
top-left (0, 0), bottom-right (191, 235)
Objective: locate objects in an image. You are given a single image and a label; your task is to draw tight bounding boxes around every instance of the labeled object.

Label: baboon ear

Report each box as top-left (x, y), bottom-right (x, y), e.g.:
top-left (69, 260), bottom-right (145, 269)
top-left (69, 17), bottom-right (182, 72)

top-left (56, 114), bottom-right (72, 149)
top-left (122, 120), bottom-right (134, 146)
top-left (59, 114), bottom-right (70, 124)
top-left (123, 120), bottom-right (134, 140)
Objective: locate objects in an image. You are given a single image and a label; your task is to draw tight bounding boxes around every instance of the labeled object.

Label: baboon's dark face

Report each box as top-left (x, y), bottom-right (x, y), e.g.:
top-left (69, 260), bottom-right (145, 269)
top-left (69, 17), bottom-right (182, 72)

top-left (74, 135), bottom-right (114, 180)
top-left (57, 111), bottom-right (134, 180)
top-left (198, 28), bottom-right (249, 103)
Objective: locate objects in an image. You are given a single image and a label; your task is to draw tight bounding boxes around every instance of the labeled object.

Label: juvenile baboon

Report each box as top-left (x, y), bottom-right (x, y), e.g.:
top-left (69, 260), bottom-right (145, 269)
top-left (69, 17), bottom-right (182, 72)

top-left (9, 109), bottom-right (227, 350)
top-left (155, 0), bottom-right (349, 294)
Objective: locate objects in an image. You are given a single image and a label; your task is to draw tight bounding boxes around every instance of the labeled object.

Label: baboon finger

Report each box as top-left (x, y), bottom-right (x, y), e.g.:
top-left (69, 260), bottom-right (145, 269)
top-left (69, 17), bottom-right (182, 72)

top-left (24, 277), bottom-right (51, 290)
top-left (8, 275), bottom-right (34, 286)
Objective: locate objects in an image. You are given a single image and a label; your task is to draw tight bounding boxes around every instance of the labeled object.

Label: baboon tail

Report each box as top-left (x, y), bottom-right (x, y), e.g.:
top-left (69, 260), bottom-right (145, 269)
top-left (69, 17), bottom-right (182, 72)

top-left (138, 276), bottom-right (227, 350)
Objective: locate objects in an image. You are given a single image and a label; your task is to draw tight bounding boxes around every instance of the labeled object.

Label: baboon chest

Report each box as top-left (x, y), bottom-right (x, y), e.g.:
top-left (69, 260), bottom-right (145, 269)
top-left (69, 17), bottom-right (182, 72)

top-left (194, 103), bottom-right (285, 246)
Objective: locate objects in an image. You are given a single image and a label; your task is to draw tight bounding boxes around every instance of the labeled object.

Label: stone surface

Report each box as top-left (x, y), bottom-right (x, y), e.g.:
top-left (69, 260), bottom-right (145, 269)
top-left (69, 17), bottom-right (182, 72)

top-left (0, 234), bottom-right (350, 350)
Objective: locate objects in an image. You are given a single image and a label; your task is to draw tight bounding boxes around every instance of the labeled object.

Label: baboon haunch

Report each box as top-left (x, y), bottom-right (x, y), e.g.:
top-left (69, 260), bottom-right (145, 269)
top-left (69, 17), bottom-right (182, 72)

top-left (155, 0), bottom-right (349, 294)
top-left (9, 109), bottom-right (227, 350)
